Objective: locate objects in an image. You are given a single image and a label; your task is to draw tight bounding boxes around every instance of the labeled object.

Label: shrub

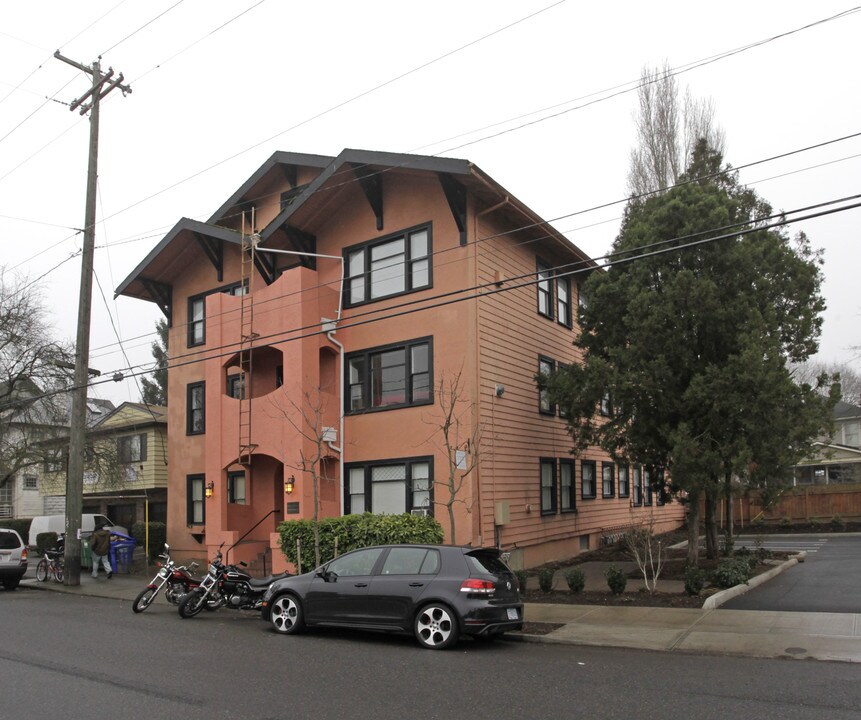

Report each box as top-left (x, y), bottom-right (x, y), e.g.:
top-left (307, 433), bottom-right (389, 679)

top-left (515, 570), bottom-right (529, 594)
top-left (605, 564), bottom-right (627, 594)
top-left (684, 565), bottom-right (705, 596)
top-left (564, 568), bottom-right (586, 593)
top-left (130, 522), bottom-right (166, 560)
top-left (712, 557), bottom-right (752, 588)
top-left (36, 532), bottom-right (59, 556)
top-left (537, 567), bottom-right (555, 593)
top-left (830, 514), bottom-right (846, 531)
top-left (779, 516), bottom-right (791, 527)
top-left (0, 518), bottom-right (31, 539)
top-left (278, 513), bottom-right (444, 570)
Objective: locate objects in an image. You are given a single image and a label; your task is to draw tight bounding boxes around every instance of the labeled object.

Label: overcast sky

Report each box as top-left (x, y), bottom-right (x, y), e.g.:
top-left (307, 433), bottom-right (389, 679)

top-left (2, 0), bottom-right (859, 405)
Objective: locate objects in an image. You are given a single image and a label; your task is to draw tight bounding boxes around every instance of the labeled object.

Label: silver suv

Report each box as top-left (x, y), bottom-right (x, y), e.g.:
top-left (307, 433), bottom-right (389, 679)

top-left (0, 528), bottom-right (28, 591)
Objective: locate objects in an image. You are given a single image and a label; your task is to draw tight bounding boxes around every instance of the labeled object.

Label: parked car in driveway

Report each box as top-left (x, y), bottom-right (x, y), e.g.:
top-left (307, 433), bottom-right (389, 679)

top-left (0, 528), bottom-right (28, 590)
top-left (261, 544), bottom-right (523, 649)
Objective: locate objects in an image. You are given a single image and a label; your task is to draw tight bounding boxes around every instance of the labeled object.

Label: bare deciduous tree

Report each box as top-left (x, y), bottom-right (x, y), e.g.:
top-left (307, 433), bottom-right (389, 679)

top-left (0, 269), bottom-right (72, 489)
top-left (627, 61), bottom-right (726, 196)
top-left (791, 359), bottom-right (861, 406)
top-left (422, 370), bottom-right (481, 543)
top-left (269, 387), bottom-right (336, 568)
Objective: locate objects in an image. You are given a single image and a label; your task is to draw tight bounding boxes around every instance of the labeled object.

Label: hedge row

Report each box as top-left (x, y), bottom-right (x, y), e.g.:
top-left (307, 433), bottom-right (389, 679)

top-left (0, 518), bottom-right (31, 538)
top-left (278, 513), bottom-right (444, 570)
top-left (130, 522), bottom-right (166, 560)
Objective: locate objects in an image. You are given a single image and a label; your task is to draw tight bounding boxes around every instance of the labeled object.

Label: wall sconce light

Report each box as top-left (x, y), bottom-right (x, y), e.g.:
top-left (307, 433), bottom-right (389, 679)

top-left (285, 475), bottom-right (295, 495)
top-left (205, 481), bottom-right (215, 498)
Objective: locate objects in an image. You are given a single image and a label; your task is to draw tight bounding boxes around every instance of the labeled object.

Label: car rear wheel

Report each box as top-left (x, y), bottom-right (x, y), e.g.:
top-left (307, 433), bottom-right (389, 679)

top-left (270, 594), bottom-right (304, 635)
top-left (3, 577), bottom-right (20, 591)
top-left (414, 603), bottom-right (458, 650)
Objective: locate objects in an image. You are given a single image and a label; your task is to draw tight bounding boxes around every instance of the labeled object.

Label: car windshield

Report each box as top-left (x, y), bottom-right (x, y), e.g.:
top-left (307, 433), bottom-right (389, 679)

top-left (465, 551), bottom-right (509, 576)
top-left (0, 532), bottom-right (21, 550)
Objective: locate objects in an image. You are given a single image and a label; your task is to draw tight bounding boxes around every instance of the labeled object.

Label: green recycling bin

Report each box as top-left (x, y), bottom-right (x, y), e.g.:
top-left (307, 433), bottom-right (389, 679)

top-left (81, 538), bottom-right (92, 569)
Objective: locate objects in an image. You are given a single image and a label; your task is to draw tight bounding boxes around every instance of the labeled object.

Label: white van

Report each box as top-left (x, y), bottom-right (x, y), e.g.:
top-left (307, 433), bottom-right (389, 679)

top-left (28, 514), bottom-right (128, 547)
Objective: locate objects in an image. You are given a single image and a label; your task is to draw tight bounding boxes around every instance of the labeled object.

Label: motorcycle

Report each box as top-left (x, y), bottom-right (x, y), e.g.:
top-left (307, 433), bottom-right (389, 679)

top-left (132, 543), bottom-right (207, 613)
top-left (177, 543), bottom-right (290, 618)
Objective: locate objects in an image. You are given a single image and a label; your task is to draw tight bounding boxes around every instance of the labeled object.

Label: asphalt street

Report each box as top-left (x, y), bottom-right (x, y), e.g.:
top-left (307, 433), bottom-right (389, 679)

top-left (2, 589), bottom-right (861, 720)
top-left (723, 535), bottom-right (861, 613)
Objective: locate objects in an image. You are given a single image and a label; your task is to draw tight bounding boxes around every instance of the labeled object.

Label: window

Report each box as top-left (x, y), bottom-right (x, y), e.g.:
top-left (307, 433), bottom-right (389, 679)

top-left (632, 466), bottom-right (643, 505)
top-left (117, 434), bottom-right (147, 463)
top-left (23, 475), bottom-right (37, 491)
top-left (326, 547), bottom-right (384, 577)
top-left (188, 297), bottom-right (205, 347)
top-left (45, 449), bottom-right (65, 473)
top-left (844, 421), bottom-right (860, 447)
top-left (346, 338), bottom-right (431, 413)
top-left (654, 469), bottom-right (665, 505)
top-left (600, 391), bottom-right (612, 417)
top-left (556, 274), bottom-right (572, 327)
top-left (643, 469), bottom-right (653, 505)
top-left (381, 547), bottom-right (440, 575)
top-left (618, 466), bottom-right (630, 498)
top-left (540, 459), bottom-right (557, 515)
top-left (228, 471), bottom-right (246, 504)
top-left (187, 382), bottom-right (205, 435)
top-left (227, 373), bottom-right (245, 399)
top-left (578, 283), bottom-right (588, 310)
top-left (187, 474), bottom-right (205, 525)
top-left (602, 463), bottom-right (615, 498)
top-left (581, 460), bottom-right (596, 499)
top-left (345, 225), bottom-right (431, 305)
top-left (345, 458), bottom-right (432, 515)
top-left (560, 460), bottom-right (575, 512)
top-left (538, 356), bottom-right (555, 415)
top-left (557, 363), bottom-right (569, 418)
top-left (537, 259), bottom-right (553, 318)
top-left (187, 282), bottom-right (249, 347)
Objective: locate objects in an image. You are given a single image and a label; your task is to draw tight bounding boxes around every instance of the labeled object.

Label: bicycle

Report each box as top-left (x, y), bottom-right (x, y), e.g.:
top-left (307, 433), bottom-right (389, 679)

top-left (35, 549), bottom-right (64, 583)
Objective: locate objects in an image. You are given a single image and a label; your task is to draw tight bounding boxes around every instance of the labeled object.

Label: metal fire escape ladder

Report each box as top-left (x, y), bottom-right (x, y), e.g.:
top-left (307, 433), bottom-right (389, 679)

top-left (238, 210), bottom-right (259, 466)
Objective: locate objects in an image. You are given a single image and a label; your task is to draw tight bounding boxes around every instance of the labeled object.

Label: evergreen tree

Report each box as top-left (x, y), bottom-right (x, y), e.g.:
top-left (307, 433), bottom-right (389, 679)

top-left (548, 142), bottom-right (838, 564)
top-left (140, 318), bottom-right (168, 406)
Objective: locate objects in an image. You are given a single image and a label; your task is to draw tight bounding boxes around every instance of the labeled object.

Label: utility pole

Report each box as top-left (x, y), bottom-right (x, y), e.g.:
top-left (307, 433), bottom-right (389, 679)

top-left (54, 51), bottom-right (131, 585)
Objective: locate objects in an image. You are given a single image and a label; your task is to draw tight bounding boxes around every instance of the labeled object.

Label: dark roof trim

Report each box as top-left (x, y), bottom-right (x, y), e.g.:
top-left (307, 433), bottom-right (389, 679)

top-left (260, 148), bottom-right (471, 242)
top-left (207, 151), bottom-right (334, 224)
top-left (115, 218), bottom-right (243, 298)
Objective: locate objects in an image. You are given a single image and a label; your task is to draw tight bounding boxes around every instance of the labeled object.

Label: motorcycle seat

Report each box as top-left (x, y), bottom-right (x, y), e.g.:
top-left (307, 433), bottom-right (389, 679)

top-left (248, 572), bottom-right (291, 587)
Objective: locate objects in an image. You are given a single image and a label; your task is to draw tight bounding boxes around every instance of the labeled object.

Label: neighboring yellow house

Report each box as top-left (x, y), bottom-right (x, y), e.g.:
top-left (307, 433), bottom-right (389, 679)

top-left (40, 402), bottom-right (168, 531)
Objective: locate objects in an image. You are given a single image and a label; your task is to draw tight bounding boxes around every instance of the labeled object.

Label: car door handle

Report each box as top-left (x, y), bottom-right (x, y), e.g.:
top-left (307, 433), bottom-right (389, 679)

top-left (409, 582), bottom-right (424, 587)
top-left (354, 582), bottom-right (368, 587)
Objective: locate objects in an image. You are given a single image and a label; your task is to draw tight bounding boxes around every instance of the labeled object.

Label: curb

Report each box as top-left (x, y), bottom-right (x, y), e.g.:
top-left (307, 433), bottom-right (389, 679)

top-left (702, 551), bottom-right (806, 610)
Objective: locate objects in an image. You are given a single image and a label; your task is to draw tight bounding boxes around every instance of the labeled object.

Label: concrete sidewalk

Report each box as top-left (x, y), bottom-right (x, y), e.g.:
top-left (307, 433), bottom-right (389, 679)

top-left (19, 566), bottom-right (861, 663)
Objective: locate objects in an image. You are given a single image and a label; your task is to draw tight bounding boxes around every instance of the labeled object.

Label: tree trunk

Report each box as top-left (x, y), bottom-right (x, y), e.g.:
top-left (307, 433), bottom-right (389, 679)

top-left (723, 470), bottom-right (734, 555)
top-left (686, 490), bottom-right (701, 566)
top-left (704, 489), bottom-right (719, 560)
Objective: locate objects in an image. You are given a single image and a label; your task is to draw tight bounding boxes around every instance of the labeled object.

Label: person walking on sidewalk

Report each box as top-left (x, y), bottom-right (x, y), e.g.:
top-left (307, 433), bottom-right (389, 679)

top-left (90, 523), bottom-right (113, 579)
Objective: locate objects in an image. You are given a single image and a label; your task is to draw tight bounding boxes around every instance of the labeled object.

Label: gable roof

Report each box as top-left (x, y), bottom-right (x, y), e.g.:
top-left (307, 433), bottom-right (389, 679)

top-left (115, 148), bottom-right (596, 305)
top-left (91, 401), bottom-right (167, 431)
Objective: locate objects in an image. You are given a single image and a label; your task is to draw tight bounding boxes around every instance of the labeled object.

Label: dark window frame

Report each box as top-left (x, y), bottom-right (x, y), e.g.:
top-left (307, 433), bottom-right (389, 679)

top-left (540, 458), bottom-right (557, 515)
top-left (618, 465), bottom-right (630, 498)
top-left (227, 373), bottom-right (245, 400)
top-left (560, 459), bottom-right (576, 513)
top-left (344, 456), bottom-right (434, 516)
top-left (537, 258), bottom-right (553, 319)
top-left (187, 280), bottom-right (248, 348)
top-left (117, 433), bottom-right (147, 464)
top-left (632, 466), bottom-right (643, 506)
top-left (643, 468), bottom-right (653, 506)
top-left (602, 462), bottom-right (615, 498)
top-left (581, 459), bottom-right (597, 499)
top-left (186, 381), bottom-right (205, 435)
top-left (345, 337), bottom-right (433, 414)
top-left (227, 470), bottom-right (246, 505)
top-left (187, 474), bottom-right (205, 525)
top-left (538, 356), bottom-right (556, 415)
top-left (556, 273), bottom-right (572, 328)
top-left (344, 223), bottom-right (432, 307)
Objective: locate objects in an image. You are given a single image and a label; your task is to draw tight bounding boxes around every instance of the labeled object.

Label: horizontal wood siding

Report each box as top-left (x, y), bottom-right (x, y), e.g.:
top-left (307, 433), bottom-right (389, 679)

top-left (473, 214), bottom-right (684, 565)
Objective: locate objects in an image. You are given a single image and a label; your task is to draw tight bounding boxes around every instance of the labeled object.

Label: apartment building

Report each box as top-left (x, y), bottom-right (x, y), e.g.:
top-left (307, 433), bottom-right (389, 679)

top-left (116, 149), bottom-right (684, 571)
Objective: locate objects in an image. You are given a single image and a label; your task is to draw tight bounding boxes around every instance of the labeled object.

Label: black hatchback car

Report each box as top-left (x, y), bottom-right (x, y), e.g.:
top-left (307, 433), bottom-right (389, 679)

top-left (261, 544), bottom-right (523, 649)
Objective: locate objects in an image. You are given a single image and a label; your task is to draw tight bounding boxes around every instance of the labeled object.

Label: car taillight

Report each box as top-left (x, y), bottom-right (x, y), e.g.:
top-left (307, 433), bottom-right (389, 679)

top-left (460, 578), bottom-right (495, 594)
top-left (21, 548), bottom-right (28, 562)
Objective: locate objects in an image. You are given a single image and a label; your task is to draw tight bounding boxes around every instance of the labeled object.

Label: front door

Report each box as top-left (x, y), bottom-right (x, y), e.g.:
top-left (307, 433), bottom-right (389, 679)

top-left (304, 547), bottom-right (384, 625)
